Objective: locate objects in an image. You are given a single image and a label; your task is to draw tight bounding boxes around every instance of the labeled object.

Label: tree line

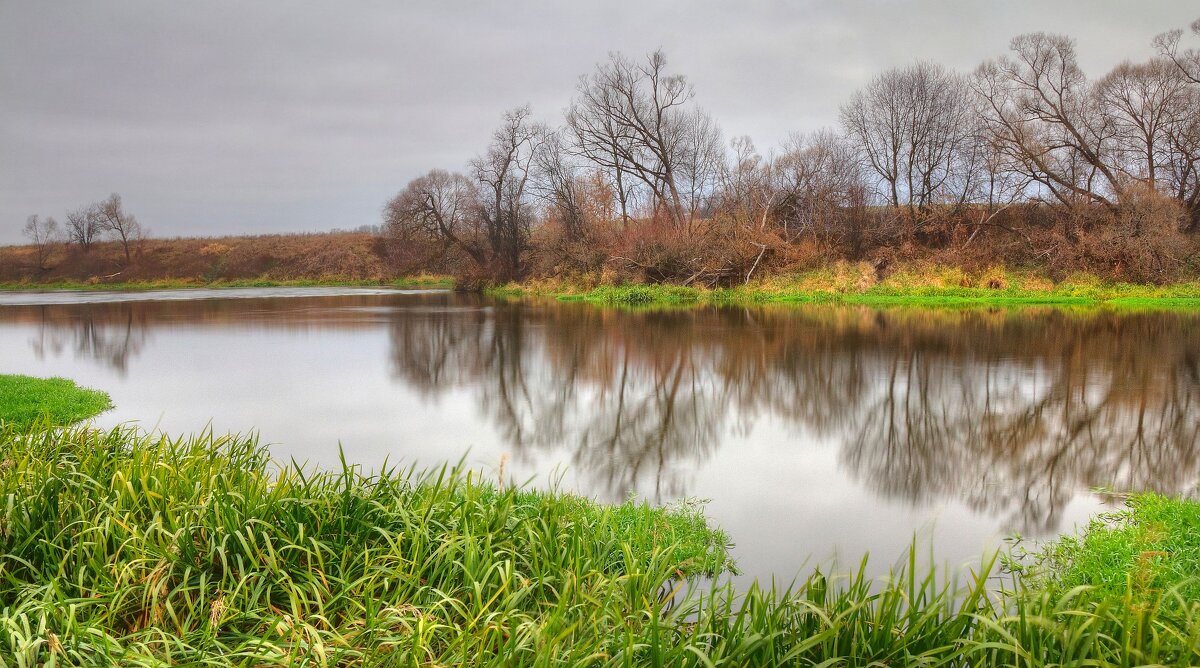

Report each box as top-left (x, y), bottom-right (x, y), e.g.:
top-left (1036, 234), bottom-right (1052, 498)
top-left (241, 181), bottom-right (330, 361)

top-left (22, 193), bottom-right (143, 271)
top-left (385, 18), bottom-right (1200, 285)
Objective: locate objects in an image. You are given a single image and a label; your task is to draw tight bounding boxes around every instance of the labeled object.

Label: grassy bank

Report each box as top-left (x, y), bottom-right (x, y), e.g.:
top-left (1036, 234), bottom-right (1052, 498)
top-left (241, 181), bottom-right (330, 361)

top-left (489, 264), bottom-right (1200, 309)
top-left (0, 423), bottom-right (1197, 664)
top-left (1022, 494), bottom-right (1200, 608)
top-left (0, 374), bottom-right (111, 429)
top-left (0, 274), bottom-right (453, 292)
top-left (0, 423), bottom-right (737, 665)
top-left (2, 377), bottom-right (1199, 664)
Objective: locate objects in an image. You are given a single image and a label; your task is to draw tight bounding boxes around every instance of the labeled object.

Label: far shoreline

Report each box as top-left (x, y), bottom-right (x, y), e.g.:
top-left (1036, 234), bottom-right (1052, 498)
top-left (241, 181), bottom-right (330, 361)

top-left (5, 268), bottom-right (1200, 310)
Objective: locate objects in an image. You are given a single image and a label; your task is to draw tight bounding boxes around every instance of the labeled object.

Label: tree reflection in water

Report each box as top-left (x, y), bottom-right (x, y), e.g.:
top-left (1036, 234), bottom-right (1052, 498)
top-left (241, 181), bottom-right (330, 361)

top-left (25, 304), bottom-right (149, 376)
top-left (7, 293), bottom-right (1199, 537)
top-left (388, 299), bottom-right (1200, 533)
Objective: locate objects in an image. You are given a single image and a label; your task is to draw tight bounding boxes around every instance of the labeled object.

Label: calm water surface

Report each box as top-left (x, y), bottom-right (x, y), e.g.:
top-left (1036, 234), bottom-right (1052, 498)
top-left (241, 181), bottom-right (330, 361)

top-left (3, 287), bottom-right (1198, 585)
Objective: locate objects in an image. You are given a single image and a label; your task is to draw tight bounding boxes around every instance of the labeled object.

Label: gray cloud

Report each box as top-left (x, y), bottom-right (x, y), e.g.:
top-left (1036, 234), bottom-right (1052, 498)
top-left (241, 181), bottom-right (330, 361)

top-left (1, 0), bottom-right (1195, 243)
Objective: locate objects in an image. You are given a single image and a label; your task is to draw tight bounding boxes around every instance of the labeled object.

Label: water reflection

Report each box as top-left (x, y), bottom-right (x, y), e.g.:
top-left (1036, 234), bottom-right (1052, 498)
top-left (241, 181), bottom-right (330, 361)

top-left (4, 292), bottom-right (1200, 539)
top-left (387, 300), bottom-right (1200, 532)
top-left (24, 305), bottom-right (149, 375)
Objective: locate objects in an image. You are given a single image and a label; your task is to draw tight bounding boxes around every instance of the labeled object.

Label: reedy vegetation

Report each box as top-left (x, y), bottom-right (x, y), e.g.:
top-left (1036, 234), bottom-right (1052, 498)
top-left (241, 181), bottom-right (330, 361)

top-left (0, 422), bottom-right (735, 666)
top-left (1, 420), bottom-right (1199, 666)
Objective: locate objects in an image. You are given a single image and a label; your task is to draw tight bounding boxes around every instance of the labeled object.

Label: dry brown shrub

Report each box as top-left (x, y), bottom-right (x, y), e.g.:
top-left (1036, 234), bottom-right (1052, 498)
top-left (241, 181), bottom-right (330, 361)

top-left (978, 266), bottom-right (1009, 290)
top-left (525, 220), bottom-right (613, 278)
top-left (598, 217), bottom-right (789, 286)
top-left (1073, 191), bottom-right (1196, 283)
top-left (198, 243), bottom-right (230, 257)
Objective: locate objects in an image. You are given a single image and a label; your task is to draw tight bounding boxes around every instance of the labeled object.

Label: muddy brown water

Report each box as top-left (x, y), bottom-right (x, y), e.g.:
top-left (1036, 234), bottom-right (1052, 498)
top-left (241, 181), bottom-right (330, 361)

top-left (2, 287), bottom-right (1198, 586)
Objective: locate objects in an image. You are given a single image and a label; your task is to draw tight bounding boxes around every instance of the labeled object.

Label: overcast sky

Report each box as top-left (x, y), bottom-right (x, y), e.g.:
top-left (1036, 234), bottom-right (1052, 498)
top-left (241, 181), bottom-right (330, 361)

top-left (1, 1), bottom-right (1196, 244)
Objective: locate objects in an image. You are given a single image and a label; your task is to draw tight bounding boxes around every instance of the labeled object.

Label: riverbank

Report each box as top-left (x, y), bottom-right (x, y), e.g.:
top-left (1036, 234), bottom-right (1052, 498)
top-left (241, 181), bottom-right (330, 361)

top-left (2, 375), bottom-right (1199, 665)
top-left (0, 274), bottom-right (453, 292)
top-left (0, 232), bottom-right (398, 285)
top-left (489, 264), bottom-right (1200, 309)
top-left (6, 259), bottom-right (1200, 309)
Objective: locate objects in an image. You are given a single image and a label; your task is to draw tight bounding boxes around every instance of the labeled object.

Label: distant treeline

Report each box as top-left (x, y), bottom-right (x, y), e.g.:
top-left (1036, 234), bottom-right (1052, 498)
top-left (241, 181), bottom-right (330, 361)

top-left (383, 17), bottom-right (1200, 285)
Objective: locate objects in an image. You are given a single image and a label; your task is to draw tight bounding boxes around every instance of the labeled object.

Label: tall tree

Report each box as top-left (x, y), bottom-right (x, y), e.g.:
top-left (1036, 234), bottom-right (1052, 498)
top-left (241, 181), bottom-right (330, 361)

top-left (471, 106), bottom-right (543, 280)
top-left (840, 61), bottom-right (983, 229)
top-left (568, 50), bottom-right (699, 231)
top-left (675, 109), bottom-right (725, 224)
top-left (93, 193), bottom-right (142, 264)
top-left (533, 127), bottom-right (589, 243)
top-left (1096, 58), bottom-right (1193, 191)
top-left (974, 33), bottom-right (1123, 211)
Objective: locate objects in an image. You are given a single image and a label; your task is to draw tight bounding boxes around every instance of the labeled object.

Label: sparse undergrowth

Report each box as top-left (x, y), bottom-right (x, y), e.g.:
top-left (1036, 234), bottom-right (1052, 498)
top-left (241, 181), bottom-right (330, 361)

top-left (0, 374), bottom-right (111, 429)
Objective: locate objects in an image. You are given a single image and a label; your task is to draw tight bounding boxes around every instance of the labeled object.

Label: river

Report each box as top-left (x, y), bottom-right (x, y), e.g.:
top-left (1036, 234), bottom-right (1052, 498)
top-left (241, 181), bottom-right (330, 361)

top-left (3, 287), bottom-right (1198, 586)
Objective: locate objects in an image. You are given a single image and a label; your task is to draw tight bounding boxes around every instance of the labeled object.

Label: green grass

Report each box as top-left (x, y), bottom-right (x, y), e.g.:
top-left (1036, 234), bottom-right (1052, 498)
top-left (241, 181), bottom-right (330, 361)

top-left (0, 374), bottom-right (111, 429)
top-left (0, 275), bottom-right (454, 292)
top-left (1019, 494), bottom-right (1200, 608)
top-left (0, 422), bottom-right (735, 665)
top-left (2, 419), bottom-right (1200, 665)
top-left (2, 375), bottom-right (1199, 664)
top-left (493, 282), bottom-right (1200, 310)
top-left (486, 265), bottom-right (1200, 310)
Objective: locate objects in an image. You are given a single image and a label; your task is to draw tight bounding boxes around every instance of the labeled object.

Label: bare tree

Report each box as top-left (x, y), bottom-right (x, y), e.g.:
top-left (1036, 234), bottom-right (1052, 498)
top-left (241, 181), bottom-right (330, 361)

top-left (841, 61), bottom-right (983, 229)
top-left (566, 78), bottom-right (637, 228)
top-left (1154, 17), bottom-right (1200, 85)
top-left (719, 135), bottom-right (771, 228)
top-left (1096, 58), bottom-right (1194, 191)
top-left (471, 106), bottom-right (543, 281)
top-left (384, 169), bottom-right (486, 267)
top-left (93, 193), bottom-right (143, 264)
top-left (675, 109), bottom-right (725, 223)
top-left (22, 214), bottom-right (61, 271)
top-left (773, 130), bottom-right (874, 250)
top-left (533, 127), bottom-right (590, 243)
top-left (65, 205), bottom-right (100, 252)
top-left (974, 34), bottom-right (1123, 212)
top-left (568, 50), bottom-right (697, 231)
top-left (1161, 87), bottom-right (1200, 230)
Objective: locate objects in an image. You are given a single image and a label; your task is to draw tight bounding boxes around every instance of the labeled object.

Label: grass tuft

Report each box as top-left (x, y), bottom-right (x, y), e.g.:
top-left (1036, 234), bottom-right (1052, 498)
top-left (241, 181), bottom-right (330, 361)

top-left (0, 422), bottom-right (735, 664)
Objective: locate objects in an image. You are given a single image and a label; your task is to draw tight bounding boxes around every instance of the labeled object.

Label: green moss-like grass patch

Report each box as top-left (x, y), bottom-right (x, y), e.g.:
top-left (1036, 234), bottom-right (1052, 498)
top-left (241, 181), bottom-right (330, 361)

top-left (0, 374), bottom-right (112, 429)
top-left (1027, 493), bottom-right (1200, 607)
